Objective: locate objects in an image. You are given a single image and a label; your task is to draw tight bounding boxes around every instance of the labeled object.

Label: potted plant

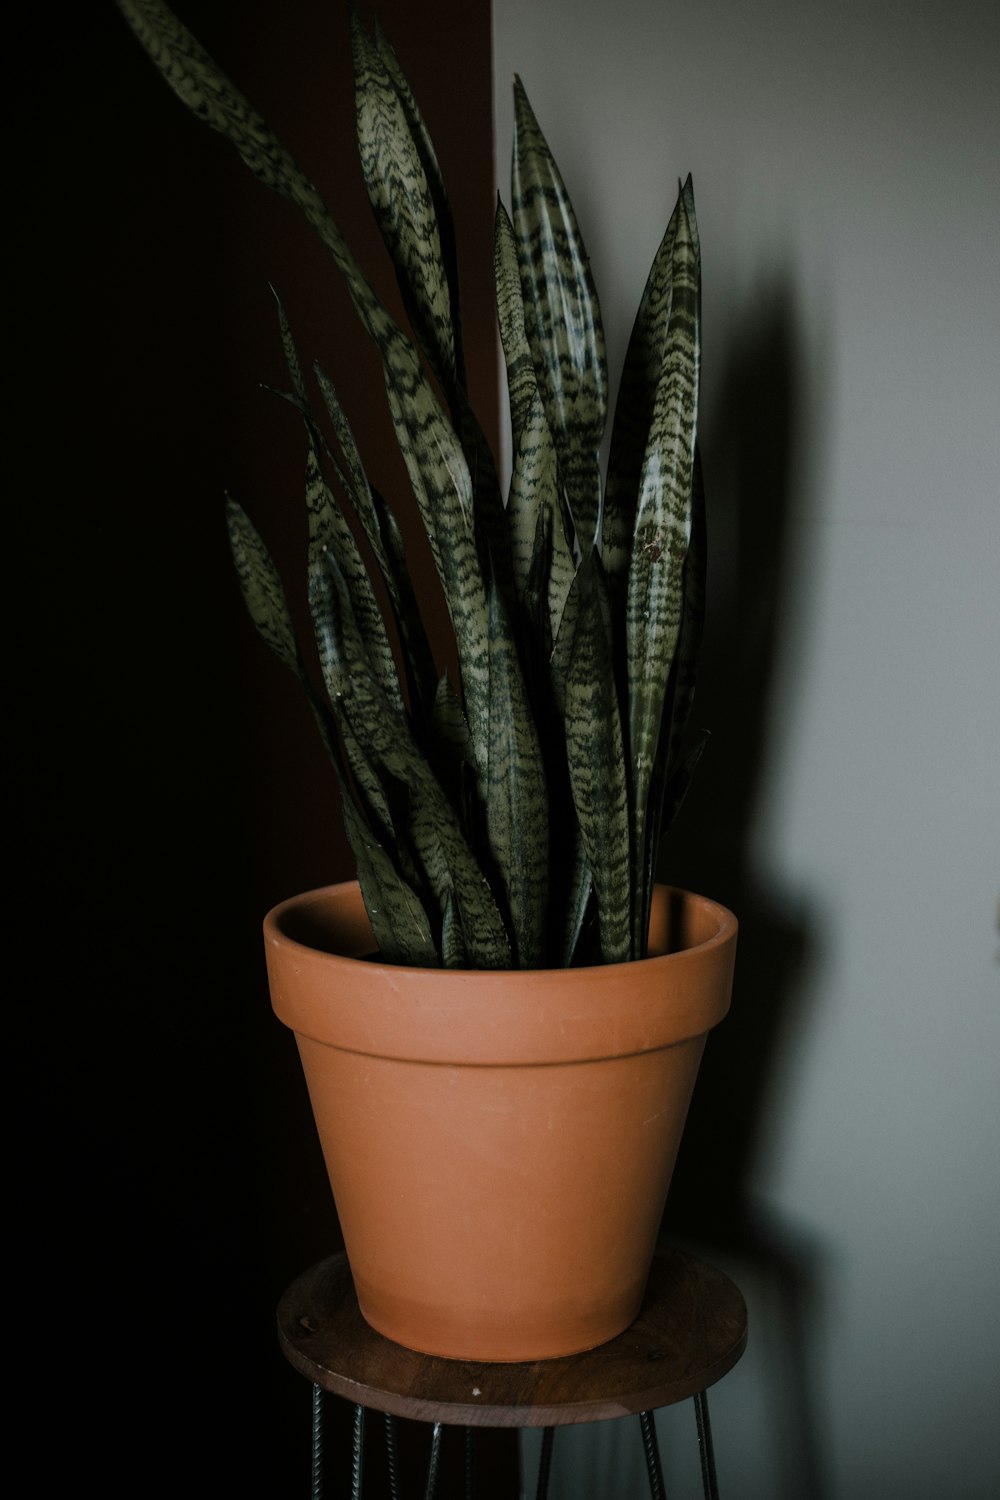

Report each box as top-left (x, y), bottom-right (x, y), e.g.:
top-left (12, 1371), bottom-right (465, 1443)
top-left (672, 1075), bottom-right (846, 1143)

top-left (117, 0), bottom-right (737, 1361)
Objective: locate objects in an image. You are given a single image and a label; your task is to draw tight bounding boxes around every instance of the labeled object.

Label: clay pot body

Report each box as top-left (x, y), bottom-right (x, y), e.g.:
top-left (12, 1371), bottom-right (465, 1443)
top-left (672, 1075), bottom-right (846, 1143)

top-left (264, 880), bottom-right (737, 1361)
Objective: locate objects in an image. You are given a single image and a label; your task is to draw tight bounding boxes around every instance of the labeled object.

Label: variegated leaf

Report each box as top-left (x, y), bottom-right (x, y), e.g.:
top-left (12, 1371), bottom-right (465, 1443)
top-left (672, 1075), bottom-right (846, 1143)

top-left (373, 19), bottom-right (466, 393)
top-left (440, 886), bottom-right (467, 968)
top-left (271, 287), bottom-right (308, 404)
top-left (225, 497), bottom-right (299, 675)
top-left (358, 13), bottom-right (510, 614)
top-left (381, 372), bottom-right (491, 792)
top-left (507, 388), bottom-right (556, 597)
top-left (371, 491), bottom-right (440, 724)
top-left (604, 181), bottom-right (690, 607)
top-left (313, 367), bottom-right (384, 561)
top-left (431, 673), bottom-right (472, 760)
top-left (486, 576), bottom-right (549, 967)
top-left (509, 394), bottom-right (577, 654)
top-left (115, 0), bottom-right (408, 359)
top-left (522, 502), bottom-right (553, 659)
top-left (302, 447), bottom-right (404, 717)
top-left (312, 554), bottom-right (511, 968)
top-left (625, 190), bottom-right (700, 952)
top-left (558, 826), bottom-right (594, 969)
top-left (308, 550), bottom-right (403, 846)
top-left (548, 559), bottom-right (579, 723)
top-left (563, 553), bottom-right (631, 962)
top-left (426, 674), bottom-right (472, 835)
top-left (661, 440), bottom-right (706, 787)
top-left (225, 494), bottom-right (406, 890)
top-left (494, 198), bottom-right (538, 451)
top-left (351, 11), bottom-right (458, 396)
top-left (261, 334), bottom-right (406, 724)
top-left (341, 794), bottom-right (439, 966)
top-left (311, 366), bottom-right (437, 721)
top-left (116, 0), bottom-right (493, 777)
top-left (511, 76), bottom-right (606, 552)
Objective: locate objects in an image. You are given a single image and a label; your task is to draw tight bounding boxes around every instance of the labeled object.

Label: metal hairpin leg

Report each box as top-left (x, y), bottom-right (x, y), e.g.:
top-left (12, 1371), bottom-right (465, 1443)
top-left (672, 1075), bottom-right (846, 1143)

top-left (311, 1387), bottom-right (720, 1500)
top-left (385, 1412), bottom-right (402, 1500)
top-left (310, 1384), bottom-right (325, 1500)
top-left (424, 1420), bottom-right (444, 1500)
top-left (694, 1390), bottom-right (720, 1500)
top-left (535, 1427), bottom-right (555, 1500)
top-left (350, 1403), bottom-right (366, 1500)
top-left (639, 1411), bottom-right (666, 1499)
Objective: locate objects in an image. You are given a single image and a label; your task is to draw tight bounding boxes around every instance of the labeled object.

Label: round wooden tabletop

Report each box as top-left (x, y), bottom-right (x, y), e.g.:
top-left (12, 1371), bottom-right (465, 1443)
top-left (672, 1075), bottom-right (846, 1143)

top-left (277, 1246), bottom-right (747, 1428)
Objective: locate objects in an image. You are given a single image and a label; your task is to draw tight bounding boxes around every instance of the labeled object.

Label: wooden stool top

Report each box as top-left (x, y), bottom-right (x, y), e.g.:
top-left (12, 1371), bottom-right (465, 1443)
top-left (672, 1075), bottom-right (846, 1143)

top-left (277, 1245), bottom-right (747, 1428)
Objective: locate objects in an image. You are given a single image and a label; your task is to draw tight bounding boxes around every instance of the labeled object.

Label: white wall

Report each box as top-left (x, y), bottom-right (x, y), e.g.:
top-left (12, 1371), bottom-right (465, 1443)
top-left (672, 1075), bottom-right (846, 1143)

top-left (493, 2), bottom-right (1000, 1496)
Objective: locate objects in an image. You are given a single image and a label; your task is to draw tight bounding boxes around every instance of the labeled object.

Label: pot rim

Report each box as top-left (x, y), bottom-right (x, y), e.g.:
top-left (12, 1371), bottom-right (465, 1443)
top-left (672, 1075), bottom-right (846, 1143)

top-left (265, 879), bottom-right (737, 974)
top-left (263, 881), bottom-right (738, 1065)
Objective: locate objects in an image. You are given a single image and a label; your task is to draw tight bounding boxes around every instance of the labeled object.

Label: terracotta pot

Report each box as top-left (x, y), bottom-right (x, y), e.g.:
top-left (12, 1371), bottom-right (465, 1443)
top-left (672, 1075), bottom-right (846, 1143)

top-left (264, 880), bottom-right (737, 1361)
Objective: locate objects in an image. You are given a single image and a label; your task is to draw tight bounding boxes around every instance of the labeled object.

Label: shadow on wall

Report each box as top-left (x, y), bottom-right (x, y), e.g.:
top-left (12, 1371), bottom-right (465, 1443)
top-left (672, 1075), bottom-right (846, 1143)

top-left (657, 272), bottom-right (832, 1500)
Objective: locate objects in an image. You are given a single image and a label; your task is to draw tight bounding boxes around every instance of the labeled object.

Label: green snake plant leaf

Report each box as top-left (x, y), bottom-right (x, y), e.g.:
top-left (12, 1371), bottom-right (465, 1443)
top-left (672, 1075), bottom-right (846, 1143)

top-left (431, 673), bottom-right (472, 756)
top-left (522, 502), bottom-right (554, 664)
top-left (511, 76), bottom-right (607, 553)
top-left (271, 288), bottom-right (309, 405)
top-left (116, 0), bottom-right (493, 782)
top-left (262, 316), bottom-right (406, 726)
top-left (351, 10), bottom-right (461, 399)
top-left (372, 18), bottom-right (467, 398)
top-left (604, 180), bottom-right (693, 612)
top-left (440, 887), bottom-right (467, 968)
top-left (226, 496), bottom-right (300, 677)
top-left (521, 456), bottom-right (581, 669)
top-left (357, 11), bottom-right (510, 618)
top-left (369, 27), bottom-right (510, 597)
top-left (226, 494), bottom-right (408, 896)
top-left (312, 366), bottom-right (384, 561)
top-left (305, 539), bottom-right (405, 851)
top-left (562, 552), bottom-right (631, 962)
top-left (310, 365), bottom-right (438, 723)
top-left (560, 836), bottom-right (595, 968)
top-left (494, 198), bottom-right (538, 453)
top-left (486, 576), bottom-right (549, 967)
top-left (495, 199), bottom-right (576, 637)
top-left (122, 0), bottom-right (713, 973)
top-left (521, 515), bottom-right (591, 966)
top-left (626, 189), bottom-right (701, 953)
top-left (114, 0), bottom-right (417, 363)
top-left (380, 369), bottom-right (492, 793)
top-left (311, 554), bottom-right (511, 968)
top-left (661, 439), bottom-right (707, 788)
top-left (371, 491), bottom-right (440, 727)
top-left (302, 446), bottom-right (404, 717)
top-left (426, 674), bottom-right (472, 839)
top-left (632, 443), bottom-right (707, 945)
top-left (507, 388), bottom-right (557, 606)
top-left (340, 793), bottom-right (439, 967)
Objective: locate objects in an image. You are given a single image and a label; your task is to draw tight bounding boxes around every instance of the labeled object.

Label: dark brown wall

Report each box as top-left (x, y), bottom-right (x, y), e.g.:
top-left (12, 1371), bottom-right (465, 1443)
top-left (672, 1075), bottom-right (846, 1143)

top-left (12, 2), bottom-right (513, 1491)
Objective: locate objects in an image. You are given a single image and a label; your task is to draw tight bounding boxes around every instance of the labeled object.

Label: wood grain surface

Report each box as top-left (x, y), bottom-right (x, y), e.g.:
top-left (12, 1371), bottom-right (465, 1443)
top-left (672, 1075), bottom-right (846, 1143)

top-left (277, 1245), bottom-right (747, 1427)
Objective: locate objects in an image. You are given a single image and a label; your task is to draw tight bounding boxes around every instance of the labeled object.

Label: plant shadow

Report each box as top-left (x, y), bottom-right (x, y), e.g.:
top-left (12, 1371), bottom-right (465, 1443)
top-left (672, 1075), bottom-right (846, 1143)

top-left (656, 272), bottom-right (832, 1500)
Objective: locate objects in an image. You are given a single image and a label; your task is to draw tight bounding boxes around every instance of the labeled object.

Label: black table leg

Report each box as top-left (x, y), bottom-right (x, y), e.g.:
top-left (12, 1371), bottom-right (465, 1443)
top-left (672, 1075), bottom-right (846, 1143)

top-left (424, 1420), bottom-right (443, 1500)
top-left (351, 1403), bottom-right (365, 1500)
top-left (639, 1411), bottom-right (666, 1499)
top-left (694, 1390), bottom-right (719, 1500)
top-left (384, 1412), bottom-right (402, 1500)
top-left (310, 1384), bottom-right (325, 1500)
top-left (535, 1427), bottom-right (555, 1500)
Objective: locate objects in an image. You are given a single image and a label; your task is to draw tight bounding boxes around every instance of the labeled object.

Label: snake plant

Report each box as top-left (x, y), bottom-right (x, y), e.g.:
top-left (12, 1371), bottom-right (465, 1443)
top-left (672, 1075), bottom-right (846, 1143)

top-left (118, 0), bottom-right (707, 970)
